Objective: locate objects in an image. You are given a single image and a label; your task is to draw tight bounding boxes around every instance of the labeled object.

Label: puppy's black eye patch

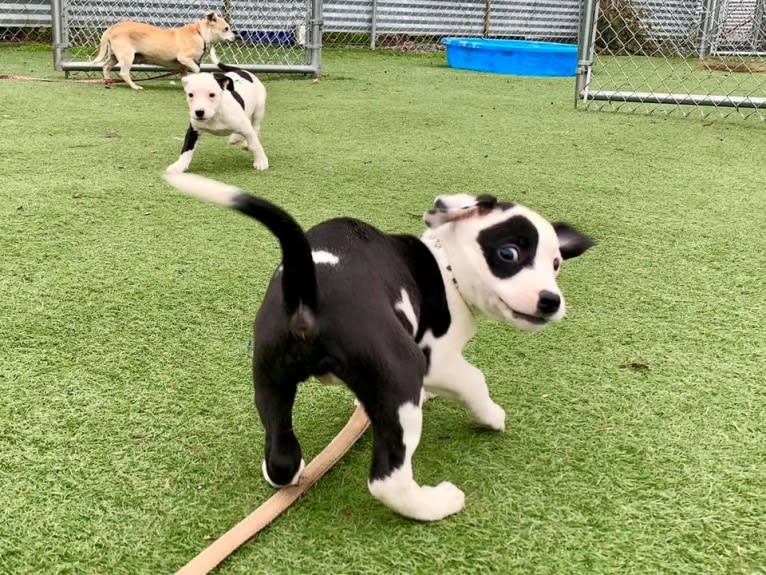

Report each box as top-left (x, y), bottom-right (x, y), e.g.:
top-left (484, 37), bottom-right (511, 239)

top-left (478, 215), bottom-right (539, 279)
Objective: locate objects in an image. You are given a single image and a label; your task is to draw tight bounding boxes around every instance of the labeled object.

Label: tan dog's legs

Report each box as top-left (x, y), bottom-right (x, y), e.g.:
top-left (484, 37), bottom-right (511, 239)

top-left (102, 56), bottom-right (117, 85)
top-left (176, 56), bottom-right (201, 74)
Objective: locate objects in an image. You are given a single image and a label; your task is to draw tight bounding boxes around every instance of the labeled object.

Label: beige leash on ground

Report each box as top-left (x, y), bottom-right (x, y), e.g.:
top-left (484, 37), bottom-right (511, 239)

top-left (175, 404), bottom-right (371, 575)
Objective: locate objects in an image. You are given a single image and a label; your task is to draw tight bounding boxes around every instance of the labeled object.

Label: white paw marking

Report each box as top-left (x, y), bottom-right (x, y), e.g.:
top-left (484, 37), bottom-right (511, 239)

top-left (261, 458), bottom-right (305, 488)
top-left (475, 401), bottom-right (506, 431)
top-left (253, 156), bottom-right (269, 170)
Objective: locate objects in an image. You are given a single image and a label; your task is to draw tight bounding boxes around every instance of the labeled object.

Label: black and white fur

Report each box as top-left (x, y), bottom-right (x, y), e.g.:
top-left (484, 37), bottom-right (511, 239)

top-left (166, 48), bottom-right (268, 174)
top-left (163, 174), bottom-right (594, 521)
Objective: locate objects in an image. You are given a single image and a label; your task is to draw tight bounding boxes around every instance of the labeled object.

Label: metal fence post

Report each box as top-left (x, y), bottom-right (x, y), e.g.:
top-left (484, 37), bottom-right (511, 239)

top-left (310, 0), bottom-right (323, 76)
top-left (370, 0), bottom-right (378, 50)
top-left (482, 0), bottom-right (493, 38)
top-left (50, 0), bottom-right (64, 71)
top-left (575, 0), bottom-right (599, 108)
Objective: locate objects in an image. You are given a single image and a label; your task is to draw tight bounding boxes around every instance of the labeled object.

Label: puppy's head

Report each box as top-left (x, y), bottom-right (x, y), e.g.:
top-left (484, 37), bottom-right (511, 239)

top-left (202, 11), bottom-right (236, 42)
top-left (425, 194), bottom-right (594, 331)
top-left (181, 72), bottom-right (234, 120)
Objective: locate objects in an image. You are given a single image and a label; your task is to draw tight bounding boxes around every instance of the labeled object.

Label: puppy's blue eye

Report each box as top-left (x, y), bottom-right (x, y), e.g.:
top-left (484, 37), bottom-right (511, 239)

top-left (497, 245), bottom-right (520, 263)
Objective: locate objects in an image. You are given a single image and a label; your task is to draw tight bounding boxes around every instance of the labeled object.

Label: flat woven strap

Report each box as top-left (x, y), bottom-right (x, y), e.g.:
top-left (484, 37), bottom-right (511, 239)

top-left (175, 404), bottom-right (371, 575)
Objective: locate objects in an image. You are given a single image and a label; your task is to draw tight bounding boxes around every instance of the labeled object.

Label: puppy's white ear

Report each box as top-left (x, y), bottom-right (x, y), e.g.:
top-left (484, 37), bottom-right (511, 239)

top-left (181, 75), bottom-right (190, 88)
top-left (553, 222), bottom-right (595, 260)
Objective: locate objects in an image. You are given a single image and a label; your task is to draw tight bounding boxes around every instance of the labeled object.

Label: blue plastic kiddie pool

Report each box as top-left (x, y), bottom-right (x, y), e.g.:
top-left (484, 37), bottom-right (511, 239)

top-left (441, 37), bottom-right (577, 77)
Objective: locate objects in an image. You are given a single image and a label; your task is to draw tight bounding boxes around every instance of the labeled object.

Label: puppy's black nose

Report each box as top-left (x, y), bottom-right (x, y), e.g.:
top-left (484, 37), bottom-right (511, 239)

top-left (194, 109), bottom-right (205, 118)
top-left (537, 290), bottom-right (561, 315)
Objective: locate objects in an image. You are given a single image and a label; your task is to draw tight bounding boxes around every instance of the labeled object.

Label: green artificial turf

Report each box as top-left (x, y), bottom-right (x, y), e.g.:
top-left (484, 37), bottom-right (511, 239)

top-left (1, 44), bottom-right (765, 574)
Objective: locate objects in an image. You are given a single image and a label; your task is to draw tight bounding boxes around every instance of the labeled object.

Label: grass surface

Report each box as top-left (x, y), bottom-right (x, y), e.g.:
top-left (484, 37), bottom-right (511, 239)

top-left (1, 44), bottom-right (766, 574)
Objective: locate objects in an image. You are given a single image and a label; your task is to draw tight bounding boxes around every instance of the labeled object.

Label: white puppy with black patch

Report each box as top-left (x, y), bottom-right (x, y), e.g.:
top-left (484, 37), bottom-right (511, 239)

top-left (166, 50), bottom-right (268, 174)
top-left (163, 174), bottom-right (595, 522)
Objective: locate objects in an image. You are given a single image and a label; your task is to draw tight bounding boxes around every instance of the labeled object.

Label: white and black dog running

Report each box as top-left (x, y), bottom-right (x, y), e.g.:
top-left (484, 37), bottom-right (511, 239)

top-left (163, 173), bottom-right (594, 521)
top-left (166, 47), bottom-right (268, 174)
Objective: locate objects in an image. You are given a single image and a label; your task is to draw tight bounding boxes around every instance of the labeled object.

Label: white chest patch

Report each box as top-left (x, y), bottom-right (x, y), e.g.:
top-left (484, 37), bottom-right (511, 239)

top-left (394, 288), bottom-right (418, 337)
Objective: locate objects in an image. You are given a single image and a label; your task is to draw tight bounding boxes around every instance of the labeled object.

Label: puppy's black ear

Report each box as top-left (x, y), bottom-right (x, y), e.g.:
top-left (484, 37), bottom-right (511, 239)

top-left (553, 222), bottom-right (595, 260)
top-left (213, 72), bottom-right (231, 91)
top-left (475, 194), bottom-right (497, 214)
top-left (205, 11), bottom-right (217, 22)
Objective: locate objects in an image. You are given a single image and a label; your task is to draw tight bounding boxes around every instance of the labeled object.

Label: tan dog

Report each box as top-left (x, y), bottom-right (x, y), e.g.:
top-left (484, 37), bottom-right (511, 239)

top-left (93, 12), bottom-right (236, 90)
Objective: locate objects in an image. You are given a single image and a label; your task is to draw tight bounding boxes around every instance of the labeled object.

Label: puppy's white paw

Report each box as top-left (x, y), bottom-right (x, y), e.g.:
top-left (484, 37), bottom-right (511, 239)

top-left (165, 162), bottom-right (187, 175)
top-left (474, 401), bottom-right (506, 432)
top-left (253, 156), bottom-right (269, 171)
top-left (417, 481), bottom-right (465, 521)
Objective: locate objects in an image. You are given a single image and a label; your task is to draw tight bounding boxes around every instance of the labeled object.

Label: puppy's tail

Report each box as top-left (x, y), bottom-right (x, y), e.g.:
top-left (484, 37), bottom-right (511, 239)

top-left (92, 30), bottom-right (111, 65)
top-left (209, 45), bottom-right (242, 74)
top-left (163, 173), bottom-right (318, 340)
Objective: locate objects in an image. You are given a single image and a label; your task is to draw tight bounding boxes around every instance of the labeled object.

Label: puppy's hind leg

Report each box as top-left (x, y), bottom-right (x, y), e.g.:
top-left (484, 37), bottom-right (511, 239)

top-left (345, 346), bottom-right (465, 521)
top-left (254, 361), bottom-right (305, 487)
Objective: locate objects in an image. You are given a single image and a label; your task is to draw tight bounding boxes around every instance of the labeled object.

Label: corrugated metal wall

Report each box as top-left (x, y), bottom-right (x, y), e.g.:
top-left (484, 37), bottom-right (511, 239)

top-left (1, 0), bottom-right (762, 50)
top-left (323, 0), bottom-right (579, 39)
top-left (1, 1), bottom-right (51, 27)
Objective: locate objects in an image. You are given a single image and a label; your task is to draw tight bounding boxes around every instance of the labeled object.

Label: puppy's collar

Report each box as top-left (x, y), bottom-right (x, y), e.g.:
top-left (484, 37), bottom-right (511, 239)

top-left (421, 234), bottom-right (459, 291)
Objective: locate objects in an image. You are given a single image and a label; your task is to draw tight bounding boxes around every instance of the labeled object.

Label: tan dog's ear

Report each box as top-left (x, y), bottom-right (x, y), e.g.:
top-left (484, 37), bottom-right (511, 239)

top-left (205, 11), bottom-right (217, 22)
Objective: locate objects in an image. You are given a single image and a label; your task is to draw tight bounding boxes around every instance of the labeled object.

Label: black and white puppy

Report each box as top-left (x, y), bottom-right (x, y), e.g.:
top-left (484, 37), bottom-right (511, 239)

top-left (166, 48), bottom-right (268, 174)
top-left (163, 174), bottom-right (594, 521)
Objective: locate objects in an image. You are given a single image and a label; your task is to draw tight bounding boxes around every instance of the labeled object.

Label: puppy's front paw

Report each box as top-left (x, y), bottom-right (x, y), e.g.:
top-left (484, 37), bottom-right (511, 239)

top-left (165, 162), bottom-right (187, 175)
top-left (418, 481), bottom-right (465, 520)
top-left (253, 156), bottom-right (269, 171)
top-left (474, 401), bottom-right (506, 432)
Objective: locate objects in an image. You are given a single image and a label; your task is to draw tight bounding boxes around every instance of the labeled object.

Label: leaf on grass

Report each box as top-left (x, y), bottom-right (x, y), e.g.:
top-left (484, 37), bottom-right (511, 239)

top-left (203, 533), bottom-right (218, 541)
top-left (73, 193), bottom-right (82, 199)
top-left (104, 131), bottom-right (121, 139)
top-left (16, 206), bottom-right (24, 215)
top-left (191, 444), bottom-right (201, 453)
top-left (163, 478), bottom-right (171, 489)
top-left (619, 362), bottom-right (649, 370)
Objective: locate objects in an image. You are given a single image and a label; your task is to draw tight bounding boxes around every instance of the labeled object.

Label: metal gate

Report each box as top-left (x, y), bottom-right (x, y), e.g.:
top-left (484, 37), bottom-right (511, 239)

top-left (51, 0), bottom-right (322, 76)
top-left (576, 0), bottom-right (766, 120)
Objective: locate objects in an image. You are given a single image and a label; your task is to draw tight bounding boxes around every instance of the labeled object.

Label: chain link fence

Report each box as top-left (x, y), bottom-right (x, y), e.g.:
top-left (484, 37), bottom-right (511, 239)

top-left (577, 0), bottom-right (766, 120)
top-left (324, 0), bottom-right (580, 50)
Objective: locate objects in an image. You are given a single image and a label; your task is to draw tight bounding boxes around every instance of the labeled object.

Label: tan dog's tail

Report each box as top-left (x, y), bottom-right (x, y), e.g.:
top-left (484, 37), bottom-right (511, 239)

top-left (91, 30), bottom-right (111, 64)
